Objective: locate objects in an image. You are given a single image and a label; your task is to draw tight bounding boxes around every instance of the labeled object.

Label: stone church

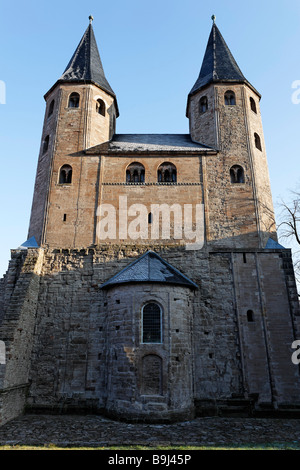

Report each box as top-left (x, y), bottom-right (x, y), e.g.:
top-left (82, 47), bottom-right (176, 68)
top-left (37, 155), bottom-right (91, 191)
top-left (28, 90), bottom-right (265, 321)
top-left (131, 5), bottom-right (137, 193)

top-left (0, 17), bottom-right (300, 425)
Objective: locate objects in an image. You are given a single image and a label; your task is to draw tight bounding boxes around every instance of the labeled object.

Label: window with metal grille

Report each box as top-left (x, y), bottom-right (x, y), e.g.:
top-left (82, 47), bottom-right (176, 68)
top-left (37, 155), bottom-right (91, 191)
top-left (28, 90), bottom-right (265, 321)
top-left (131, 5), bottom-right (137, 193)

top-left (142, 303), bottom-right (162, 343)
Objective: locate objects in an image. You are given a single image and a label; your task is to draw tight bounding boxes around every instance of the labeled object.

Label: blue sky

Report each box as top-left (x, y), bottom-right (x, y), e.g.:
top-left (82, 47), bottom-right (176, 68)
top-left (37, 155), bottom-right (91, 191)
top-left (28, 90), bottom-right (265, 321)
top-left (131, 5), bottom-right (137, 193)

top-left (0, 0), bottom-right (300, 276)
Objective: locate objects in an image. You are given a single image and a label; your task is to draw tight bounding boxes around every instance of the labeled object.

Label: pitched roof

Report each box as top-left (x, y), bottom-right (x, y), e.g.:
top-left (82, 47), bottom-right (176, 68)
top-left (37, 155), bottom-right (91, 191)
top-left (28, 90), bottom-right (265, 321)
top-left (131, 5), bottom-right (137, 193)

top-left (17, 236), bottom-right (39, 250)
top-left (188, 23), bottom-right (260, 100)
top-left (84, 134), bottom-right (217, 155)
top-left (45, 22), bottom-right (119, 115)
top-left (100, 251), bottom-right (198, 289)
top-left (265, 238), bottom-right (285, 249)
top-left (60, 23), bottom-right (115, 95)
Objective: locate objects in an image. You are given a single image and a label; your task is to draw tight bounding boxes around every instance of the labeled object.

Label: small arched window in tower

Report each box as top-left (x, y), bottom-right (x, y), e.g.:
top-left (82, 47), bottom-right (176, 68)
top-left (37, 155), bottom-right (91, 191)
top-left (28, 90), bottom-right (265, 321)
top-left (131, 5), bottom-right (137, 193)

top-left (68, 92), bottom-right (80, 108)
top-left (230, 165), bottom-right (245, 184)
top-left (59, 164), bottom-right (73, 184)
top-left (42, 135), bottom-right (49, 154)
top-left (157, 162), bottom-right (177, 183)
top-left (250, 97), bottom-right (257, 114)
top-left (96, 98), bottom-right (105, 116)
top-left (199, 96), bottom-right (208, 114)
top-left (126, 162), bottom-right (145, 183)
top-left (247, 310), bottom-right (255, 322)
top-left (225, 90), bottom-right (236, 106)
top-left (254, 133), bottom-right (262, 151)
top-left (148, 212), bottom-right (153, 224)
top-left (142, 303), bottom-right (162, 344)
top-left (48, 99), bottom-right (55, 118)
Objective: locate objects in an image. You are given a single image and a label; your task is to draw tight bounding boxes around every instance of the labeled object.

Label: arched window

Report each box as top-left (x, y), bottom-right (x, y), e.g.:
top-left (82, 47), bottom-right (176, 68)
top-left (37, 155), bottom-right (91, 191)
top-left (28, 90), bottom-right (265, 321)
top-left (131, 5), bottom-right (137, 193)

top-left (148, 212), bottom-right (153, 224)
top-left (96, 98), bottom-right (105, 116)
top-left (225, 90), bottom-right (236, 106)
top-left (230, 165), bottom-right (245, 184)
top-left (247, 310), bottom-right (255, 322)
top-left (157, 162), bottom-right (177, 183)
top-left (126, 162), bottom-right (145, 183)
top-left (59, 164), bottom-right (72, 184)
top-left (68, 92), bottom-right (80, 108)
top-left (254, 133), bottom-right (262, 151)
top-left (199, 96), bottom-right (208, 114)
top-left (250, 97), bottom-right (257, 113)
top-left (142, 303), bottom-right (162, 344)
top-left (42, 135), bottom-right (49, 154)
top-left (48, 99), bottom-right (55, 118)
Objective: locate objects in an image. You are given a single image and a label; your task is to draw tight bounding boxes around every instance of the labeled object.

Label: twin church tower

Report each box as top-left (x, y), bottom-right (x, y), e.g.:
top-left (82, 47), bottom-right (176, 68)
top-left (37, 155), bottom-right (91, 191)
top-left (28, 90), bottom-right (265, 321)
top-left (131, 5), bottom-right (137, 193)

top-left (0, 17), bottom-right (299, 425)
top-left (28, 16), bottom-right (275, 251)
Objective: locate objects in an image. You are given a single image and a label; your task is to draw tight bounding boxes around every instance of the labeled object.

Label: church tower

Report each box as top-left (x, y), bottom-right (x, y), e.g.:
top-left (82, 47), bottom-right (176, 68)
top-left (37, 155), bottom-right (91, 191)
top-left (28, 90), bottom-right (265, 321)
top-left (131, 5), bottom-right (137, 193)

top-left (28, 17), bottom-right (118, 247)
top-left (187, 17), bottom-right (276, 248)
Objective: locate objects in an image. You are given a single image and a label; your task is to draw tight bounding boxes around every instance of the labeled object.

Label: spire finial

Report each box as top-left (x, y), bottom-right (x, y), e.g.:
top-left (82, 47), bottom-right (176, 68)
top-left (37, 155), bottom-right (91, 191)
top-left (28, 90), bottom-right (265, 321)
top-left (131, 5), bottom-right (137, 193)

top-left (89, 15), bottom-right (94, 24)
top-left (211, 14), bottom-right (216, 24)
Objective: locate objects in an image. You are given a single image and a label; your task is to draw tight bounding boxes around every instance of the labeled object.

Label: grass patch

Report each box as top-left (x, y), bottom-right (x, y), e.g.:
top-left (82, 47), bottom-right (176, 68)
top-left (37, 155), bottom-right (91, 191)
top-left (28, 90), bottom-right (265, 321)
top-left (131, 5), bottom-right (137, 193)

top-left (0, 443), bottom-right (299, 450)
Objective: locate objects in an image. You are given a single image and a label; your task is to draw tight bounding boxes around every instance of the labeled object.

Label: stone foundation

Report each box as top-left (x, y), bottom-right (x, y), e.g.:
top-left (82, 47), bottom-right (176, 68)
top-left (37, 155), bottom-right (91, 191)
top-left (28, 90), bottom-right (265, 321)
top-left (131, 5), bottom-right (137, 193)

top-left (0, 244), bottom-right (299, 425)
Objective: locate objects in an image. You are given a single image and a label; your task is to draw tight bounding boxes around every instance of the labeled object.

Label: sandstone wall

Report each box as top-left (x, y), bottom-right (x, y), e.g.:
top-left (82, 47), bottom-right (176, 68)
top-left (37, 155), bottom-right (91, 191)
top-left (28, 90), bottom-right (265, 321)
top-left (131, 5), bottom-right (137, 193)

top-left (0, 245), bottom-right (299, 424)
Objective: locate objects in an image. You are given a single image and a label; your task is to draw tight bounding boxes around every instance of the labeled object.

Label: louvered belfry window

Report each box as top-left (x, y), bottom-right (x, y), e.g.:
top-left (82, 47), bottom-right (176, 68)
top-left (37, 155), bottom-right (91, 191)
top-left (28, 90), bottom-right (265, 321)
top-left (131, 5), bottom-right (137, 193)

top-left (142, 303), bottom-right (162, 343)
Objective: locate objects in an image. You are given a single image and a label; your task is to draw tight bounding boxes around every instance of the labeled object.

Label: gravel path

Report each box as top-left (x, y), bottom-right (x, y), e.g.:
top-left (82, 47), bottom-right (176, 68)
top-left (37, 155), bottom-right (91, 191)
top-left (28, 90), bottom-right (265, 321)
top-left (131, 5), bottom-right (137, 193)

top-left (0, 414), bottom-right (300, 447)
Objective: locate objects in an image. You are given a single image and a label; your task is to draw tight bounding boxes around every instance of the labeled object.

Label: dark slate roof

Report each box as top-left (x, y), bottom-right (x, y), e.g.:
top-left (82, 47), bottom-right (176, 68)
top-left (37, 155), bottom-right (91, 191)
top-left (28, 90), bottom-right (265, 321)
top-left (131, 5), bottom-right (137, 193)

top-left (188, 23), bottom-right (259, 100)
top-left (100, 251), bottom-right (198, 289)
top-left (45, 23), bottom-right (119, 115)
top-left (85, 134), bottom-right (217, 155)
top-left (60, 23), bottom-right (115, 95)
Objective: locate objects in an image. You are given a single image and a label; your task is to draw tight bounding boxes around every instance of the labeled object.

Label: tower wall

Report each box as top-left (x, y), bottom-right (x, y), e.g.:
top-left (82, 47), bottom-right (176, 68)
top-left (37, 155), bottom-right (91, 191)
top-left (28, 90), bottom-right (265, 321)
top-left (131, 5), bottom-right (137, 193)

top-left (28, 83), bottom-right (117, 247)
top-left (188, 83), bottom-right (276, 248)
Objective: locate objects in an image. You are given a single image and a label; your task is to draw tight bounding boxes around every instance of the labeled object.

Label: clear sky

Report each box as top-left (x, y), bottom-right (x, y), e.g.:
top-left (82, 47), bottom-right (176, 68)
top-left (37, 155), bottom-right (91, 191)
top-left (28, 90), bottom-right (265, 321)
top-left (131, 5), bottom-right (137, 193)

top-left (0, 0), bottom-right (300, 277)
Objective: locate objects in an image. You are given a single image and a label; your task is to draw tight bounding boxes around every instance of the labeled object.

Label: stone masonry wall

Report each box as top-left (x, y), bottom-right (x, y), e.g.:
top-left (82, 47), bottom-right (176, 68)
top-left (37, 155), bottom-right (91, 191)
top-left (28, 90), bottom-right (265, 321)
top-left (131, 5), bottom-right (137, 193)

top-left (1, 244), bottom-right (299, 424)
top-left (28, 83), bottom-right (117, 246)
top-left (0, 249), bottom-right (44, 425)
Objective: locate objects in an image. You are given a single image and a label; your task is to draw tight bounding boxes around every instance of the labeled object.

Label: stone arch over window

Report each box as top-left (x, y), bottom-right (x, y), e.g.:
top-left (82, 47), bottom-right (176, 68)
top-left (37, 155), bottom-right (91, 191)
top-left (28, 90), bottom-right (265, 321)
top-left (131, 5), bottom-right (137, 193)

top-left (126, 162), bottom-right (145, 183)
top-left (141, 354), bottom-right (163, 395)
top-left (96, 98), bottom-right (105, 116)
top-left (230, 165), bottom-right (245, 184)
top-left (68, 92), bottom-right (80, 108)
top-left (48, 99), bottom-right (55, 118)
top-left (59, 164), bottom-right (73, 184)
top-left (157, 162), bottom-right (177, 183)
top-left (142, 302), bottom-right (162, 344)
top-left (42, 135), bottom-right (49, 154)
top-left (254, 133), bottom-right (262, 151)
top-left (199, 96), bottom-right (208, 114)
top-left (250, 97), bottom-right (257, 113)
top-left (224, 90), bottom-right (236, 106)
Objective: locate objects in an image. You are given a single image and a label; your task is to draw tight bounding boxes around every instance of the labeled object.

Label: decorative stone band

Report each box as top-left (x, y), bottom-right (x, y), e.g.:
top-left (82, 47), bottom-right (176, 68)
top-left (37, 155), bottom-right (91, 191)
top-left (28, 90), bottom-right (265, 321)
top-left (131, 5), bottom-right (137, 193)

top-left (101, 182), bottom-right (203, 186)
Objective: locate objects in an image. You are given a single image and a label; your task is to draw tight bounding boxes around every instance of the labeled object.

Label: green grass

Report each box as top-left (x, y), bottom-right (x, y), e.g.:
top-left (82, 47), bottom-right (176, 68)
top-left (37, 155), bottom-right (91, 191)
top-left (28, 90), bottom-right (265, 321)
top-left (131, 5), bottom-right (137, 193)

top-left (0, 443), bottom-right (299, 450)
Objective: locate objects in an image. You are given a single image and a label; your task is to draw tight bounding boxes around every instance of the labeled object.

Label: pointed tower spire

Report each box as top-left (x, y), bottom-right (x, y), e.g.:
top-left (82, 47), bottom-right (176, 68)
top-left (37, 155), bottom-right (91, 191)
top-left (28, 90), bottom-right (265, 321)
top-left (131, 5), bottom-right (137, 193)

top-left (188, 20), bottom-right (259, 99)
top-left (55, 17), bottom-right (119, 115)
